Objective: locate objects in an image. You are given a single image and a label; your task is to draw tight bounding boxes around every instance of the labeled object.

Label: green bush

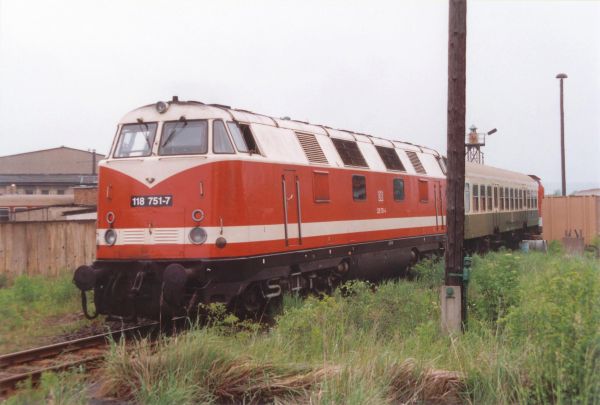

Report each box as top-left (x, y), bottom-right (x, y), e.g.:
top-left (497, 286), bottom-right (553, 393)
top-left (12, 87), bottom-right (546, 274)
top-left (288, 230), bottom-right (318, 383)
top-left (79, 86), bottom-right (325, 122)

top-left (469, 252), bottom-right (521, 323)
top-left (502, 255), bottom-right (600, 403)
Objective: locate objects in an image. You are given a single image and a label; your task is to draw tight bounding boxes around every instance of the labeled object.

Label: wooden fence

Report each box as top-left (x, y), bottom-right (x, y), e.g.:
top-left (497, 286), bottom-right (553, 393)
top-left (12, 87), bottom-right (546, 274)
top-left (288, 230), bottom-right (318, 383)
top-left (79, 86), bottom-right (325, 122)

top-left (542, 195), bottom-right (600, 246)
top-left (0, 220), bottom-right (96, 278)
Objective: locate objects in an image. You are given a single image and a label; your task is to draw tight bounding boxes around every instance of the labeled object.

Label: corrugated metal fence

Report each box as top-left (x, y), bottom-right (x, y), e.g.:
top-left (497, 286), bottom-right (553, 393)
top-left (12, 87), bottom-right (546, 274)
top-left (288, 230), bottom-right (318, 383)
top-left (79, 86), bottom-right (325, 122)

top-left (542, 195), bottom-right (600, 245)
top-left (0, 220), bottom-right (95, 277)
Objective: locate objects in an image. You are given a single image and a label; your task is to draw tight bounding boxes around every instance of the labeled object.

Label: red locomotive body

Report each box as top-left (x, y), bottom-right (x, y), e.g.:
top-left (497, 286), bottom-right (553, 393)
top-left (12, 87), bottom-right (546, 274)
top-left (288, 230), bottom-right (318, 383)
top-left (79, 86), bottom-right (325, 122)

top-left (74, 98), bottom-right (540, 319)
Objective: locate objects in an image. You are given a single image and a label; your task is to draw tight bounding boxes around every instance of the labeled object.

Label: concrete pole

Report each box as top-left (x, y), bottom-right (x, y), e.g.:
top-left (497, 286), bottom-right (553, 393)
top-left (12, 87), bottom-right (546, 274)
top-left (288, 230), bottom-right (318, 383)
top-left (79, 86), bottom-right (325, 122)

top-left (443, 0), bottom-right (467, 334)
top-left (556, 73), bottom-right (568, 196)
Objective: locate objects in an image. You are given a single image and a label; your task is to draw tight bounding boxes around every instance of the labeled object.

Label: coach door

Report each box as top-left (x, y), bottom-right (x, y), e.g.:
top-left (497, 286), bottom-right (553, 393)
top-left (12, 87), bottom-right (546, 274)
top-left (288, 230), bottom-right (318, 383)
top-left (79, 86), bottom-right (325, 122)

top-left (281, 170), bottom-right (302, 246)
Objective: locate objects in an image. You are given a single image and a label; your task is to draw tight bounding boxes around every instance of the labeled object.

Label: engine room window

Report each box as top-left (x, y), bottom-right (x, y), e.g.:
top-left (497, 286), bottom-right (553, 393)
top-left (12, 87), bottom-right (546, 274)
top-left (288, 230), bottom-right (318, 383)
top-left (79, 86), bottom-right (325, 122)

top-left (332, 139), bottom-right (369, 168)
top-left (418, 180), bottom-right (428, 203)
top-left (313, 172), bottom-right (330, 203)
top-left (473, 185), bottom-right (479, 212)
top-left (487, 185), bottom-right (492, 211)
top-left (376, 146), bottom-right (405, 171)
top-left (159, 120), bottom-right (208, 155)
top-left (352, 175), bottom-right (367, 201)
top-left (464, 183), bottom-right (470, 212)
top-left (114, 122), bottom-right (158, 158)
top-left (213, 120), bottom-right (235, 154)
top-left (393, 178), bottom-right (405, 201)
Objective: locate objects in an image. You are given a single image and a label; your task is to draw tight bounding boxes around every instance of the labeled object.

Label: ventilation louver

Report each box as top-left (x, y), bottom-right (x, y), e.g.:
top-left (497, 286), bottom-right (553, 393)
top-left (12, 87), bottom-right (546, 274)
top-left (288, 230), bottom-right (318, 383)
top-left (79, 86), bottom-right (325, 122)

top-left (296, 132), bottom-right (329, 165)
top-left (331, 138), bottom-right (368, 168)
top-left (406, 151), bottom-right (427, 174)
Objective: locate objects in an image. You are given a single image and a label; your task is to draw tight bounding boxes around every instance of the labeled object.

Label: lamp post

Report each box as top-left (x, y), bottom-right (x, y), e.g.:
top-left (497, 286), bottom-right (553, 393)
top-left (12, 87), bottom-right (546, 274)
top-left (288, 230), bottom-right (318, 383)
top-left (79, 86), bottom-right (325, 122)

top-left (556, 73), bottom-right (568, 196)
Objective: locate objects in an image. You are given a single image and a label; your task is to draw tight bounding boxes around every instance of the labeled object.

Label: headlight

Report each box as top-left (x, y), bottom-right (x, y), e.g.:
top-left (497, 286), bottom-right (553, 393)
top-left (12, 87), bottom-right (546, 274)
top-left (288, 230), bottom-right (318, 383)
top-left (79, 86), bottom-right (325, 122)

top-left (104, 229), bottom-right (117, 246)
top-left (189, 227), bottom-right (207, 244)
top-left (156, 101), bottom-right (169, 113)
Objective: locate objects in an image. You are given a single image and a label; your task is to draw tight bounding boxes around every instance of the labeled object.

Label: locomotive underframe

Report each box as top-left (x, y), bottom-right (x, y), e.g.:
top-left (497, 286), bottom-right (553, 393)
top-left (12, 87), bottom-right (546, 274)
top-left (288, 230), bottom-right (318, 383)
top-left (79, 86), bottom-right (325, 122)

top-left (76, 234), bottom-right (444, 319)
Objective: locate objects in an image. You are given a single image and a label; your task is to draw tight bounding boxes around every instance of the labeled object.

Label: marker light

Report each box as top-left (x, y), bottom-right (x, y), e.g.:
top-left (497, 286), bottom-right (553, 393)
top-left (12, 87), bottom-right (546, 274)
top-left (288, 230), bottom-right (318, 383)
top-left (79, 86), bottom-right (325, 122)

top-left (192, 209), bottom-right (205, 222)
top-left (189, 227), bottom-right (207, 244)
top-left (106, 211), bottom-right (115, 224)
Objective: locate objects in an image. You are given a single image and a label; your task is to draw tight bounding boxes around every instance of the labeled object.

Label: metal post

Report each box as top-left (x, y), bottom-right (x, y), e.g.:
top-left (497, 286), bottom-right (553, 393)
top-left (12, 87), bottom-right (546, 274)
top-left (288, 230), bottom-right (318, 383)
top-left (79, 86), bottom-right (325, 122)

top-left (556, 73), bottom-right (568, 196)
top-left (442, 0), bottom-right (467, 334)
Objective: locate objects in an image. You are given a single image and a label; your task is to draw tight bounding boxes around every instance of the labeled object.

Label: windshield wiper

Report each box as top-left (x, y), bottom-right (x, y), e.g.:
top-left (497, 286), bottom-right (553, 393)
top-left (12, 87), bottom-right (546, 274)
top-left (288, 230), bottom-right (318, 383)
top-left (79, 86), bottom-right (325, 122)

top-left (136, 119), bottom-right (153, 150)
top-left (162, 116), bottom-right (188, 147)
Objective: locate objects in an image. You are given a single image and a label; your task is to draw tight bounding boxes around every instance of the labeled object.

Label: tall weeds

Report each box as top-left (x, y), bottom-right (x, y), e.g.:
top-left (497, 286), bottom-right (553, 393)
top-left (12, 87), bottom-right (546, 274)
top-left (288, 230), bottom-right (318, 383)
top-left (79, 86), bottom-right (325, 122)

top-left (97, 251), bottom-right (599, 404)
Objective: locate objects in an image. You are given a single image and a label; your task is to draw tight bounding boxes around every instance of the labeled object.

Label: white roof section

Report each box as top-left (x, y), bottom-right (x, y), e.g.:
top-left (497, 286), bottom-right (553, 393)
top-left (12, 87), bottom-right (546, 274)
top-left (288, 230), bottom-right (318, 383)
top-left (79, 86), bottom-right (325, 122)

top-left (117, 99), bottom-right (448, 176)
top-left (466, 161), bottom-right (538, 187)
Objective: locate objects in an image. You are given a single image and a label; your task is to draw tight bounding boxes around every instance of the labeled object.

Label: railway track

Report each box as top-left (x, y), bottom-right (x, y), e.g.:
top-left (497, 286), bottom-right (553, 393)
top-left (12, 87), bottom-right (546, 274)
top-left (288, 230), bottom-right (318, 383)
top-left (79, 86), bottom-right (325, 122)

top-left (0, 321), bottom-right (162, 396)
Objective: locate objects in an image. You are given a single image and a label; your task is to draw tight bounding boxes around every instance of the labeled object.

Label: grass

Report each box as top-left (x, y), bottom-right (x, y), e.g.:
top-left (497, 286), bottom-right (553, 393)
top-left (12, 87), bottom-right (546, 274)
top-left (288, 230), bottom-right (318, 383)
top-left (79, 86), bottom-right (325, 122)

top-left (5, 251), bottom-right (598, 404)
top-left (93, 250), bottom-right (599, 404)
top-left (0, 274), bottom-right (96, 354)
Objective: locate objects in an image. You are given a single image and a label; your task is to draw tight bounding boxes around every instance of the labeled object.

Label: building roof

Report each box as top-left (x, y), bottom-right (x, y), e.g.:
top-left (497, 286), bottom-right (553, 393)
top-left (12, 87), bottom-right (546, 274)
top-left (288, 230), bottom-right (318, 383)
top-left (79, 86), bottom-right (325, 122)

top-left (0, 146), bottom-right (105, 175)
top-left (571, 188), bottom-right (600, 196)
top-left (0, 174), bottom-right (98, 186)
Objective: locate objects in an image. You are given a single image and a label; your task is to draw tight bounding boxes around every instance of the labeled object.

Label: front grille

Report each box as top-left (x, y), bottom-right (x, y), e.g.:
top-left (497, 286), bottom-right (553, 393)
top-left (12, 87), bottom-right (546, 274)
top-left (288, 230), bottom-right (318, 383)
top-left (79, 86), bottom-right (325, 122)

top-left (152, 228), bottom-right (184, 244)
top-left (120, 229), bottom-right (145, 245)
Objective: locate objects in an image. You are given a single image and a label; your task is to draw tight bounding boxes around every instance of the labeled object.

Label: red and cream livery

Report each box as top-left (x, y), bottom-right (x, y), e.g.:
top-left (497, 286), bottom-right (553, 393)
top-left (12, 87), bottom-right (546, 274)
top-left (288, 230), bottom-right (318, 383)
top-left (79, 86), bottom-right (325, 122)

top-left (75, 97), bottom-right (450, 318)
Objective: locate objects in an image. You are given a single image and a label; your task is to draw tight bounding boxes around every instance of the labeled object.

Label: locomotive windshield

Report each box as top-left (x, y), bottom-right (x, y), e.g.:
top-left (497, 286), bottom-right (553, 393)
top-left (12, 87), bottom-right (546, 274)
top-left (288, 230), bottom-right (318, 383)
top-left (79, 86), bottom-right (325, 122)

top-left (159, 120), bottom-right (208, 155)
top-left (114, 123), bottom-right (157, 158)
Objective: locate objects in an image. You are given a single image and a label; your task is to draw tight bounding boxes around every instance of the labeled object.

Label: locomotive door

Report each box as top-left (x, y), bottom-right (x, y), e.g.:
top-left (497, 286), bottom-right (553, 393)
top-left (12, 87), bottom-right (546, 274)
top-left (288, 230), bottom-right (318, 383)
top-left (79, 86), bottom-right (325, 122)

top-left (281, 170), bottom-right (302, 246)
top-left (433, 181), bottom-right (444, 231)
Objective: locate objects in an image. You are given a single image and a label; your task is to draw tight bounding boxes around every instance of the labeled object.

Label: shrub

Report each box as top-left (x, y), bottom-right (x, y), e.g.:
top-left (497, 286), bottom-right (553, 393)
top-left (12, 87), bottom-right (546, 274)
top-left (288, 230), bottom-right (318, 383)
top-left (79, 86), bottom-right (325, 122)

top-left (468, 253), bottom-right (521, 323)
top-left (502, 255), bottom-right (600, 403)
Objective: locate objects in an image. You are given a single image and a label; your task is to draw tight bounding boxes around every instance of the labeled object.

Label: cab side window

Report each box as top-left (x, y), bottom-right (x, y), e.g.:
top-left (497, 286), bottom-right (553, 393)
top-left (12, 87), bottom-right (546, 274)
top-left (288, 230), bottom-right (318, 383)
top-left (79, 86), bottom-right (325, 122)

top-left (213, 120), bottom-right (235, 154)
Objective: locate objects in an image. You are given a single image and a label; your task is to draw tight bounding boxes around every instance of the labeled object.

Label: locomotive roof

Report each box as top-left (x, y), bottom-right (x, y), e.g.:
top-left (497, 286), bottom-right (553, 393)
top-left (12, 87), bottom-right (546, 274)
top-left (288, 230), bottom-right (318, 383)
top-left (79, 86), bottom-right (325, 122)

top-left (120, 99), bottom-right (441, 157)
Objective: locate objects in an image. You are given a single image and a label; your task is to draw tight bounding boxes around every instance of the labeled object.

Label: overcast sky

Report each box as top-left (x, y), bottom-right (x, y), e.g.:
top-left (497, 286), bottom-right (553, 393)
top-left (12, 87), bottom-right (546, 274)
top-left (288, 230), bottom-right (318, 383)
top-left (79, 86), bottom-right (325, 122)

top-left (0, 0), bottom-right (598, 192)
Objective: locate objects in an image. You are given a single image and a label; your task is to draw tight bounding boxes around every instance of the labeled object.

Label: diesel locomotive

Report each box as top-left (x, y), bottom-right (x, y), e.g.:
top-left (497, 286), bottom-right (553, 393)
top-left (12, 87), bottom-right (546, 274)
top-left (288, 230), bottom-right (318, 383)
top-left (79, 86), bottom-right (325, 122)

top-left (73, 98), bottom-right (542, 319)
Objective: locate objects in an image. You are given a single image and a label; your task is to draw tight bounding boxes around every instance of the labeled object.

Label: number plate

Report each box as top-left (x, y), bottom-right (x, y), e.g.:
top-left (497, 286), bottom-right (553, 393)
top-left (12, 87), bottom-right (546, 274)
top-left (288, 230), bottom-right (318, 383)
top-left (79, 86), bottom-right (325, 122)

top-left (130, 195), bottom-right (173, 207)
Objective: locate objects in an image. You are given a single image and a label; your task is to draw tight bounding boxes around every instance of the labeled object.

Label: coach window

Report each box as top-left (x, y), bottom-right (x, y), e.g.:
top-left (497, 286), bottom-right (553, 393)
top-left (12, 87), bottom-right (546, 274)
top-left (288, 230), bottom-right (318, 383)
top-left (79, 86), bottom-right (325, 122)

top-left (0, 208), bottom-right (9, 222)
top-left (499, 187), bottom-right (504, 210)
top-left (313, 172), bottom-right (330, 203)
top-left (473, 185), bottom-right (479, 212)
top-left (418, 180), bottom-right (429, 203)
top-left (352, 175), bottom-right (367, 201)
top-left (464, 183), bottom-right (471, 212)
top-left (393, 178), bottom-right (405, 201)
top-left (493, 187), bottom-right (498, 209)
top-left (487, 186), bottom-right (492, 211)
top-left (213, 120), bottom-right (235, 154)
top-left (159, 120), bottom-right (208, 155)
top-left (505, 187), bottom-right (509, 210)
top-left (114, 122), bottom-right (158, 158)
top-left (510, 188), bottom-right (515, 210)
top-left (518, 189), bottom-right (523, 209)
top-left (481, 185), bottom-right (486, 211)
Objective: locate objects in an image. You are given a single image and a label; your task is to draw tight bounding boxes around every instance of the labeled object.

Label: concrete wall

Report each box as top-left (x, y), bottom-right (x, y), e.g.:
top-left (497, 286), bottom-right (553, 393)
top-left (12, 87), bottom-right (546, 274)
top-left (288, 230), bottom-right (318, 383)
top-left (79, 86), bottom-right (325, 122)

top-left (542, 195), bottom-right (600, 245)
top-left (0, 220), bottom-right (96, 277)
